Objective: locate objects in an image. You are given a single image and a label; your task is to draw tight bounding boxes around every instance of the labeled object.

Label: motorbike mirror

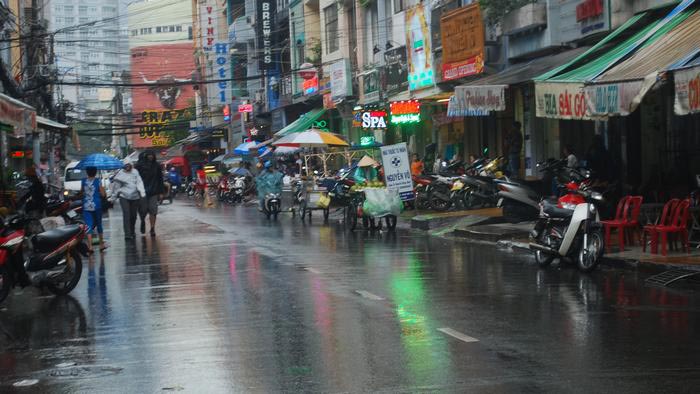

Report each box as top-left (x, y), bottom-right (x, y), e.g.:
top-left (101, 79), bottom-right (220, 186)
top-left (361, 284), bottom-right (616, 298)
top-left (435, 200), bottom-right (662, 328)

top-left (590, 192), bottom-right (604, 201)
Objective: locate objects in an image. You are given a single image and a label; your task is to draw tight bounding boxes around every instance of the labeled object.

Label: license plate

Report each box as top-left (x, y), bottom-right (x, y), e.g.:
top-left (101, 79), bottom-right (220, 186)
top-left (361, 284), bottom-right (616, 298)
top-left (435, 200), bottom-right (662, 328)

top-left (497, 198), bottom-right (504, 207)
top-left (67, 210), bottom-right (77, 219)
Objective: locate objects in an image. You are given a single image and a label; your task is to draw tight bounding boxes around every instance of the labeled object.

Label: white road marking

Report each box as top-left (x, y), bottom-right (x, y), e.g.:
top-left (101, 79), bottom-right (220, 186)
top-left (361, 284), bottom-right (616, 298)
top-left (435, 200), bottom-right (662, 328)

top-left (355, 290), bottom-right (384, 301)
top-left (305, 267), bottom-right (321, 274)
top-left (437, 327), bottom-right (479, 343)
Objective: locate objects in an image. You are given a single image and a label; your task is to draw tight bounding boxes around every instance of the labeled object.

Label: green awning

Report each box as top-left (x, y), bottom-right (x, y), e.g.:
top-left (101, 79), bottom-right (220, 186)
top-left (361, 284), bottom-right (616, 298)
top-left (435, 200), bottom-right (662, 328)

top-left (536, 2), bottom-right (695, 83)
top-left (274, 108), bottom-right (326, 137)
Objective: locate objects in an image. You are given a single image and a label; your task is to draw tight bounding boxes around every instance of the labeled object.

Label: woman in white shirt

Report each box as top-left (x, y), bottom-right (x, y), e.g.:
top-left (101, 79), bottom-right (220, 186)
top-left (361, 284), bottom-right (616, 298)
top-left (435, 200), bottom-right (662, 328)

top-left (111, 160), bottom-right (145, 240)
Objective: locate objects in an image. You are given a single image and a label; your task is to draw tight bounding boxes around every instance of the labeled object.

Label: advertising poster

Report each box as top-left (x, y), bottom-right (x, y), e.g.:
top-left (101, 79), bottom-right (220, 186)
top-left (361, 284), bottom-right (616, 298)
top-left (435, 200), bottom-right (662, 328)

top-left (380, 142), bottom-right (414, 201)
top-left (405, 4), bottom-right (434, 91)
top-left (384, 46), bottom-right (408, 96)
top-left (674, 65), bottom-right (700, 115)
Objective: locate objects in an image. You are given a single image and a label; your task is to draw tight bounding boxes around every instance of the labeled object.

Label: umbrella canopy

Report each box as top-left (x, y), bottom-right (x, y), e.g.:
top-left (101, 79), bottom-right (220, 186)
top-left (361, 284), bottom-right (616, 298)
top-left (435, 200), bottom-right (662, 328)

top-left (273, 146), bottom-right (300, 156)
top-left (272, 129), bottom-right (348, 148)
top-left (76, 153), bottom-right (125, 170)
top-left (233, 141), bottom-right (257, 155)
top-left (212, 154), bottom-right (225, 162)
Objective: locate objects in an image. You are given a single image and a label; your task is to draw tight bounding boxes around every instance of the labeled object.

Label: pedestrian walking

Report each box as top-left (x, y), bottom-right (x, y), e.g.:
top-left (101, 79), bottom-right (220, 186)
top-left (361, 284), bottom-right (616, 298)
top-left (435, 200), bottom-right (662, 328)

top-left (82, 166), bottom-right (107, 253)
top-left (411, 154), bottom-right (424, 176)
top-left (112, 160), bottom-right (145, 240)
top-left (504, 121), bottom-right (523, 177)
top-left (136, 151), bottom-right (165, 236)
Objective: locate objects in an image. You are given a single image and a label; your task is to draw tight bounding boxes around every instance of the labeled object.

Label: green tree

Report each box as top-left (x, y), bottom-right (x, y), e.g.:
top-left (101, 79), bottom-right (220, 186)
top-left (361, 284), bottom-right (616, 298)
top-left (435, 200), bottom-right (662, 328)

top-left (479, 0), bottom-right (537, 25)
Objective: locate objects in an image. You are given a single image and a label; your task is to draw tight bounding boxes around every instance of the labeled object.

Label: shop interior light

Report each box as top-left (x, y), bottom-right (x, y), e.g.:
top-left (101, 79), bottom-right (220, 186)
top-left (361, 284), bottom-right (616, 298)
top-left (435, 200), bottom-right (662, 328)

top-left (437, 98), bottom-right (451, 103)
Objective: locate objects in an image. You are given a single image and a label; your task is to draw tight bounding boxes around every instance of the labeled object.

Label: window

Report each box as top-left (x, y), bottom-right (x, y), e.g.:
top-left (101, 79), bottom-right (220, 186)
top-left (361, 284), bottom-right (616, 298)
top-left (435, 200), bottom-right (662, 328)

top-left (79, 17), bottom-right (89, 24)
top-left (156, 26), bottom-right (161, 33)
top-left (79, 6), bottom-right (87, 14)
top-left (66, 51), bottom-right (76, 58)
top-left (169, 25), bottom-right (175, 32)
top-left (89, 29), bottom-right (98, 36)
top-left (55, 17), bottom-right (63, 24)
top-left (64, 17), bottom-right (74, 24)
top-left (147, 27), bottom-right (152, 34)
top-left (188, 26), bottom-right (193, 40)
top-left (81, 53), bottom-right (90, 62)
top-left (176, 25), bottom-right (182, 32)
top-left (393, 0), bottom-right (405, 13)
top-left (64, 5), bottom-right (74, 12)
top-left (89, 6), bottom-right (97, 13)
top-left (324, 5), bottom-right (339, 54)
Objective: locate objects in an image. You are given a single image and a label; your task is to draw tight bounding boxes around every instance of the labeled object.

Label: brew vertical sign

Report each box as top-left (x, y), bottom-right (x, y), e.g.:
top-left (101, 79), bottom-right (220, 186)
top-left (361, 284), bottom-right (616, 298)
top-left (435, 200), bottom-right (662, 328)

top-left (258, 0), bottom-right (276, 70)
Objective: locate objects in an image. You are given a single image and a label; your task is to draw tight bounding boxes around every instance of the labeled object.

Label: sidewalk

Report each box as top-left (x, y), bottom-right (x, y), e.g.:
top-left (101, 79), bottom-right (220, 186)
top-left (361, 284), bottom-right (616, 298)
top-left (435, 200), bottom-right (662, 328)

top-left (410, 207), bottom-right (700, 273)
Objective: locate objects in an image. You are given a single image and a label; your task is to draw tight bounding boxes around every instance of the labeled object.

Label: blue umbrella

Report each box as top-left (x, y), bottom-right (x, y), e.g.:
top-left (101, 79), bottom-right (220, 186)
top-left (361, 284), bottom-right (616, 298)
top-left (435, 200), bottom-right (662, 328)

top-left (76, 153), bottom-right (125, 170)
top-left (233, 141), bottom-right (257, 155)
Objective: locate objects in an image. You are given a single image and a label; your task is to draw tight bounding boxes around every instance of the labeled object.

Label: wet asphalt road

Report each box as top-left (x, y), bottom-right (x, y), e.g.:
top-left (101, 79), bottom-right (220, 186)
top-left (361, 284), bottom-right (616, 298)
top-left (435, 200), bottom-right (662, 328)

top-left (2, 200), bottom-right (700, 393)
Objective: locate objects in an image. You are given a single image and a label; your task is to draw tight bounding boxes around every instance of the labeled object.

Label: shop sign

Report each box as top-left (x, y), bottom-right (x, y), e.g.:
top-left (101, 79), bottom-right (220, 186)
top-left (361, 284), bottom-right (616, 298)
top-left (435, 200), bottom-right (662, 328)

top-left (257, 0), bottom-right (276, 70)
top-left (211, 129), bottom-right (225, 138)
top-left (674, 65), bottom-right (700, 115)
top-left (558, 0), bottom-right (610, 43)
top-left (448, 85), bottom-right (505, 116)
top-left (323, 93), bottom-right (335, 109)
top-left (139, 108), bottom-right (195, 147)
top-left (0, 96), bottom-right (36, 137)
top-left (405, 4), bottom-right (434, 91)
top-left (380, 142), bottom-right (414, 201)
top-left (362, 69), bottom-right (380, 104)
top-left (303, 75), bottom-right (319, 95)
top-left (199, 4), bottom-right (217, 52)
top-left (213, 42), bottom-right (232, 104)
top-left (441, 4), bottom-right (485, 81)
top-left (535, 82), bottom-right (591, 120)
top-left (330, 59), bottom-right (351, 101)
top-left (238, 104), bottom-right (253, 113)
top-left (360, 135), bottom-right (376, 146)
top-left (390, 100), bottom-right (421, 124)
top-left (361, 110), bottom-right (388, 129)
top-left (584, 80), bottom-right (646, 117)
top-left (352, 110), bottom-right (362, 127)
top-left (384, 46), bottom-right (408, 97)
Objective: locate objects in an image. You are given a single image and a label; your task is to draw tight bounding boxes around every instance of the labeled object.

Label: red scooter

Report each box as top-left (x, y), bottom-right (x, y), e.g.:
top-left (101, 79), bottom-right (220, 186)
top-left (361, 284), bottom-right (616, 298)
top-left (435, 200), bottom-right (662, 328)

top-left (0, 214), bottom-right (88, 304)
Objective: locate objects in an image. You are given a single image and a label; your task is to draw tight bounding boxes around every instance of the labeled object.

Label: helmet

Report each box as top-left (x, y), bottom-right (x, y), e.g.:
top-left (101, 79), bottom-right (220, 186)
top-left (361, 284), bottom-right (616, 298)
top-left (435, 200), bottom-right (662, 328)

top-left (264, 161), bottom-right (272, 169)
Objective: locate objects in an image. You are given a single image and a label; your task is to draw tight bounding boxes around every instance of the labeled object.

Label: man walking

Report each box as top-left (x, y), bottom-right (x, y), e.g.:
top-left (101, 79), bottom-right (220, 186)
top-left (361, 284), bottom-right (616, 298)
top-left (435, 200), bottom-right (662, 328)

top-left (504, 121), bottom-right (523, 177)
top-left (137, 151), bottom-right (165, 236)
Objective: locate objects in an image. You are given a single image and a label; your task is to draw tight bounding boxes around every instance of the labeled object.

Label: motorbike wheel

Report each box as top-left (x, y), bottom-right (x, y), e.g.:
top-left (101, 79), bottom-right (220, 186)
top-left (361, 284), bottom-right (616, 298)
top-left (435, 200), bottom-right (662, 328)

top-left (577, 226), bottom-right (604, 273)
top-left (534, 234), bottom-right (555, 268)
top-left (428, 189), bottom-right (452, 212)
top-left (385, 215), bottom-right (397, 231)
top-left (0, 266), bottom-right (11, 304)
top-left (346, 205), bottom-right (358, 230)
top-left (47, 250), bottom-right (83, 296)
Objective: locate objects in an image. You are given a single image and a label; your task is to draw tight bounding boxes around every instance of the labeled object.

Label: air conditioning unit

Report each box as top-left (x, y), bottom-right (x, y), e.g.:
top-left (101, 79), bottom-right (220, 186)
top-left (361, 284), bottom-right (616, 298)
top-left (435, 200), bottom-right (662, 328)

top-left (37, 64), bottom-right (57, 77)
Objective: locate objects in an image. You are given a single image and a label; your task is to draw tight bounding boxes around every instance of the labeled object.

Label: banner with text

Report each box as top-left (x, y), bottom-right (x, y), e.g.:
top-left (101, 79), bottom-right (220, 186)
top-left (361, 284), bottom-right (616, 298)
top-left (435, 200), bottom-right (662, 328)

top-left (449, 85), bottom-right (506, 117)
top-left (584, 79), bottom-right (649, 117)
top-left (674, 65), bottom-right (700, 115)
top-left (535, 82), bottom-right (591, 120)
top-left (380, 142), bottom-right (414, 201)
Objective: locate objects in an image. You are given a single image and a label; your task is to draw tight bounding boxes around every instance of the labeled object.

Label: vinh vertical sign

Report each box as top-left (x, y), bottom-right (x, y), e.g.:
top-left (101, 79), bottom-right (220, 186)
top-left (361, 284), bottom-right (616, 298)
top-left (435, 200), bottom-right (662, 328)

top-left (258, 0), bottom-right (276, 70)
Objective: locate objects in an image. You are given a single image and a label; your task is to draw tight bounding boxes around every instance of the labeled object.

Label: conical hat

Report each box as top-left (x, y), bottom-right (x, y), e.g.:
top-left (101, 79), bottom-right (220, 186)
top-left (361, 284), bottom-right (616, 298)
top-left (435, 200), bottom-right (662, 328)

top-left (357, 155), bottom-right (379, 167)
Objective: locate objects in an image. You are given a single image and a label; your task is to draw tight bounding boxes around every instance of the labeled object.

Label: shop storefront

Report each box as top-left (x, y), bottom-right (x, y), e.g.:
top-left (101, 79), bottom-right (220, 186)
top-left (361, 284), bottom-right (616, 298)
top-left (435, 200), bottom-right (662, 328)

top-left (0, 93), bottom-right (37, 180)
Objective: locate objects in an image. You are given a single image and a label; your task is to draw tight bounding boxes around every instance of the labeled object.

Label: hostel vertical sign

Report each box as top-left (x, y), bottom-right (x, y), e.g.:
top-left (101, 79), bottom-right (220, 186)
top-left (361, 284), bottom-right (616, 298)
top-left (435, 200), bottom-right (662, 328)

top-left (258, 0), bottom-right (276, 70)
top-left (200, 4), bottom-right (231, 106)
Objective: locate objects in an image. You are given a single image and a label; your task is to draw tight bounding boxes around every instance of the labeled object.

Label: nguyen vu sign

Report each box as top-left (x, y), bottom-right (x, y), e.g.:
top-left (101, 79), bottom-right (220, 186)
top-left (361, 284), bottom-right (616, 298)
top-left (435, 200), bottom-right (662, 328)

top-left (447, 85), bottom-right (505, 116)
top-left (535, 82), bottom-right (591, 120)
top-left (380, 142), bottom-right (414, 201)
top-left (441, 4), bottom-right (485, 81)
top-left (674, 65), bottom-right (700, 115)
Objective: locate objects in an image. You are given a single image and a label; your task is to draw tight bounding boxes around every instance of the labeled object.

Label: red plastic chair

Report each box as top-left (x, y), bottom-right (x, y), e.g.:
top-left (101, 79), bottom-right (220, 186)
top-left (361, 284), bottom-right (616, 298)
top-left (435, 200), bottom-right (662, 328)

top-left (651, 199), bottom-right (691, 256)
top-left (602, 196), bottom-right (643, 252)
top-left (643, 199), bottom-right (679, 252)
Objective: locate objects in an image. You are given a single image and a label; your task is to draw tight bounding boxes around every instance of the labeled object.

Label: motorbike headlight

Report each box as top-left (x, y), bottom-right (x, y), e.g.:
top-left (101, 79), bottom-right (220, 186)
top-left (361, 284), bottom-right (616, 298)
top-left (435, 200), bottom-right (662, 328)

top-left (589, 204), bottom-right (597, 214)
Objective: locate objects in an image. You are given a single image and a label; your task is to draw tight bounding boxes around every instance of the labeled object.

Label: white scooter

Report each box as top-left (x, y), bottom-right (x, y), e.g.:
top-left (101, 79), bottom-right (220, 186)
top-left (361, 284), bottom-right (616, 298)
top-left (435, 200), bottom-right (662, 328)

top-left (528, 180), bottom-right (605, 273)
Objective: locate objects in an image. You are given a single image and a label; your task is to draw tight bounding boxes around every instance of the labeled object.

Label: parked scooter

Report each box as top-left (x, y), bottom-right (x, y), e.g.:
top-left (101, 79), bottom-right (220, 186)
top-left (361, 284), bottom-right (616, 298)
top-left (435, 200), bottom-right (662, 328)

top-left (529, 175), bottom-right (605, 272)
top-left (0, 214), bottom-right (88, 304)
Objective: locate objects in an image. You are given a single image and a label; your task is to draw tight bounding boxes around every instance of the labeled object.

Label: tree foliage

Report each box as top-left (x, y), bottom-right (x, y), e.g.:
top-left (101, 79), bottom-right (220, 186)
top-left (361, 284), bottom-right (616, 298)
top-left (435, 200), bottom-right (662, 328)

top-left (479, 0), bottom-right (537, 25)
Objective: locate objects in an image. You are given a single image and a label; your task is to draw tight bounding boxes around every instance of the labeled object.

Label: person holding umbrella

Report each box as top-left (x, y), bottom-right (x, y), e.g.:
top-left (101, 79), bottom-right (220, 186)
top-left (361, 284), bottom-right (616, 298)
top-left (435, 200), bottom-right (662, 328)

top-left (82, 166), bottom-right (107, 253)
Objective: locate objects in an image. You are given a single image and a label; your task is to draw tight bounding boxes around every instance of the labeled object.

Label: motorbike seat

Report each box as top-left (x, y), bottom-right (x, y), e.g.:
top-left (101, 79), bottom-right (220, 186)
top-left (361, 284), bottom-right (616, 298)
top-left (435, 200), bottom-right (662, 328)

top-left (542, 199), bottom-right (574, 218)
top-left (32, 224), bottom-right (82, 253)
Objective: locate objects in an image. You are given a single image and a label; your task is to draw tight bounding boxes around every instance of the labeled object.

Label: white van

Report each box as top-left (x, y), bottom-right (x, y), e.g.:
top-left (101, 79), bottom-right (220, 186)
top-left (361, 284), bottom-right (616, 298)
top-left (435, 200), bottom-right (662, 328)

top-left (63, 161), bottom-right (113, 199)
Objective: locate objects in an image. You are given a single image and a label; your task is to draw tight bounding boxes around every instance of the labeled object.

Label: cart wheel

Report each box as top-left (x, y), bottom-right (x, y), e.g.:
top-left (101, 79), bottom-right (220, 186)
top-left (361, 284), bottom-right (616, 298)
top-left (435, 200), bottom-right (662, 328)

top-left (346, 205), bottom-right (358, 230)
top-left (370, 218), bottom-right (383, 231)
top-left (385, 215), bottom-right (397, 231)
top-left (323, 208), bottom-right (330, 221)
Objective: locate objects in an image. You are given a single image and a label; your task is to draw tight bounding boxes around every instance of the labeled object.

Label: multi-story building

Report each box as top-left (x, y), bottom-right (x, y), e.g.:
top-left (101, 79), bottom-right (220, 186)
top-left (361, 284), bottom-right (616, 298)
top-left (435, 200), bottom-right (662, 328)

top-left (128, 0), bottom-right (196, 149)
top-left (50, 0), bottom-right (131, 117)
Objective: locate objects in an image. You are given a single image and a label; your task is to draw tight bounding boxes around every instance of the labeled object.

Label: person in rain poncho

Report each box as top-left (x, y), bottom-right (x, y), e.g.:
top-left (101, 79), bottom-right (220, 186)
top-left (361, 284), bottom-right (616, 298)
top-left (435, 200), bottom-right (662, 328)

top-left (256, 161), bottom-right (284, 209)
